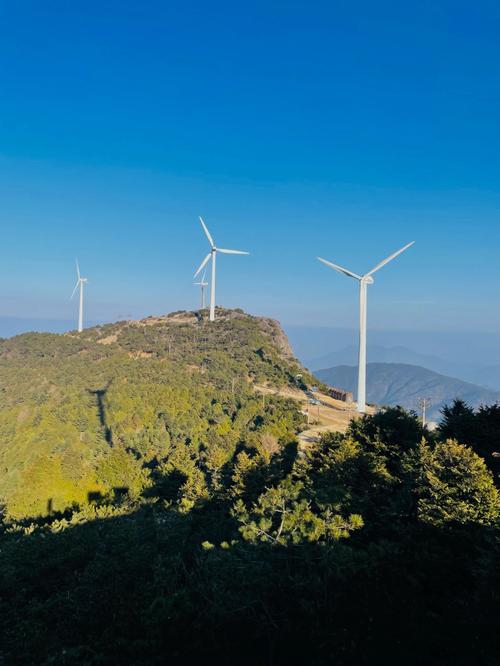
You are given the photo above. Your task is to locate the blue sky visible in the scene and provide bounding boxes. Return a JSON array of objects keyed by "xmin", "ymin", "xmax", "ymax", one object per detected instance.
[{"xmin": 0, "ymin": 0, "xmax": 499, "ymax": 334}]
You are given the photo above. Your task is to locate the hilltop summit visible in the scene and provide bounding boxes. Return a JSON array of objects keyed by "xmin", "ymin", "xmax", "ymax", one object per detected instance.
[{"xmin": 79, "ymin": 307, "xmax": 296, "ymax": 361}]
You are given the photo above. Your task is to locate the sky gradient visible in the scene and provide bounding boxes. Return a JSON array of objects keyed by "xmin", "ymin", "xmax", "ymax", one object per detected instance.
[{"xmin": 0, "ymin": 1, "xmax": 499, "ymax": 335}]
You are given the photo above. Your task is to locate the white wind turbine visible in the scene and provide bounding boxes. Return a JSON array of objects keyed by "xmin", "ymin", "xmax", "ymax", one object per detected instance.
[
  {"xmin": 194, "ymin": 217, "xmax": 249, "ymax": 321},
  {"xmin": 71, "ymin": 260, "xmax": 88, "ymax": 333},
  {"xmin": 193, "ymin": 269, "xmax": 209, "ymax": 309},
  {"xmin": 318, "ymin": 241, "xmax": 414, "ymax": 414}
]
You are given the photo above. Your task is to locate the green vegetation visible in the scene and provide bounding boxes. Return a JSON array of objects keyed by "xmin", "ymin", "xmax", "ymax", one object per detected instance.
[
  {"xmin": 0, "ymin": 312, "xmax": 499, "ymax": 664},
  {"xmin": 0, "ymin": 309, "xmax": 310, "ymax": 519}
]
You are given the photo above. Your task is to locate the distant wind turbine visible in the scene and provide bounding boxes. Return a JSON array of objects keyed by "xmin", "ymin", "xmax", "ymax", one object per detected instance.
[
  {"xmin": 194, "ymin": 269, "xmax": 209, "ymax": 310},
  {"xmin": 71, "ymin": 259, "xmax": 88, "ymax": 333},
  {"xmin": 194, "ymin": 217, "xmax": 249, "ymax": 321},
  {"xmin": 317, "ymin": 241, "xmax": 415, "ymax": 413}
]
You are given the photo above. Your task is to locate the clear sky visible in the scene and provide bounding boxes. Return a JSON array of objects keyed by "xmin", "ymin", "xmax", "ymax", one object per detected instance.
[{"xmin": 0, "ymin": 0, "xmax": 499, "ymax": 334}]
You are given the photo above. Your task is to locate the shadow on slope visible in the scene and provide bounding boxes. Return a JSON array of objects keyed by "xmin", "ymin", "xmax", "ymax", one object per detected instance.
[
  {"xmin": 88, "ymin": 380, "xmax": 114, "ymax": 445},
  {"xmin": 0, "ymin": 474, "xmax": 498, "ymax": 666}
]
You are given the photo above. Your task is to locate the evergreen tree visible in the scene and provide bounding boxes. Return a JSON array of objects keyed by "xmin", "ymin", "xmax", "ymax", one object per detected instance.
[{"xmin": 416, "ymin": 439, "xmax": 500, "ymax": 527}]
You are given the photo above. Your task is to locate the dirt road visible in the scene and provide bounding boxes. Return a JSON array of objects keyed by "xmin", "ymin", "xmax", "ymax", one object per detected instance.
[{"xmin": 254, "ymin": 383, "xmax": 372, "ymax": 448}]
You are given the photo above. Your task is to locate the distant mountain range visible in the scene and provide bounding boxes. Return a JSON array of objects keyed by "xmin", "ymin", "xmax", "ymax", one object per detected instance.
[
  {"xmin": 310, "ymin": 345, "xmax": 445, "ymax": 373},
  {"xmin": 315, "ymin": 362, "xmax": 500, "ymax": 421},
  {"xmin": 308, "ymin": 344, "xmax": 500, "ymax": 391}
]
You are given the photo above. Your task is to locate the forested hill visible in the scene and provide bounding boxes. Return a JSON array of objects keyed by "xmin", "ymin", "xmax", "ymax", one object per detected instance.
[
  {"xmin": 0, "ymin": 308, "xmax": 313, "ymax": 519},
  {"xmin": 1, "ymin": 310, "xmax": 499, "ymax": 664}
]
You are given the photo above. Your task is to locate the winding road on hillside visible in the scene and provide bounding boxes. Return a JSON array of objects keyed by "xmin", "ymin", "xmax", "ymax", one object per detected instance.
[{"xmin": 254, "ymin": 383, "xmax": 373, "ymax": 448}]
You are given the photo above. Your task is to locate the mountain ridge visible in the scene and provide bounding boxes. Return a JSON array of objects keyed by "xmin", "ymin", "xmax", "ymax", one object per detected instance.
[{"xmin": 316, "ymin": 362, "xmax": 500, "ymax": 420}]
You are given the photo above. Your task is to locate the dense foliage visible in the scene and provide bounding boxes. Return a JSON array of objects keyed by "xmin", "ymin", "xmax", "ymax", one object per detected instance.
[
  {"xmin": 0, "ymin": 313, "xmax": 499, "ymax": 664},
  {"xmin": 439, "ymin": 398, "xmax": 500, "ymax": 479}
]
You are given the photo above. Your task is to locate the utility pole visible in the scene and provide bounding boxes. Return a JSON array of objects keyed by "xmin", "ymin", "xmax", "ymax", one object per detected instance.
[{"xmin": 418, "ymin": 397, "xmax": 430, "ymax": 428}]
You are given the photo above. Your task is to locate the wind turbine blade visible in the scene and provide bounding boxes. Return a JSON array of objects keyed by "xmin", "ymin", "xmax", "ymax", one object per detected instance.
[
  {"xmin": 194, "ymin": 253, "xmax": 211, "ymax": 278},
  {"xmin": 199, "ymin": 217, "xmax": 215, "ymax": 248},
  {"xmin": 76, "ymin": 259, "xmax": 80, "ymax": 280},
  {"xmin": 70, "ymin": 280, "xmax": 80, "ymax": 300},
  {"xmin": 217, "ymin": 248, "xmax": 249, "ymax": 255},
  {"xmin": 317, "ymin": 257, "xmax": 361, "ymax": 280},
  {"xmin": 365, "ymin": 241, "xmax": 415, "ymax": 277}
]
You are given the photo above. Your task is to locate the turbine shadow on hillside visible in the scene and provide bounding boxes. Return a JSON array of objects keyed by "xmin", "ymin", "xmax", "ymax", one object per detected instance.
[{"xmin": 88, "ymin": 380, "xmax": 113, "ymax": 445}]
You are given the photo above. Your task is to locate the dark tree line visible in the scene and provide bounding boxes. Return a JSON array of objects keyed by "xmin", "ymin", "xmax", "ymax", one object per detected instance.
[{"xmin": 0, "ymin": 404, "xmax": 499, "ymax": 665}]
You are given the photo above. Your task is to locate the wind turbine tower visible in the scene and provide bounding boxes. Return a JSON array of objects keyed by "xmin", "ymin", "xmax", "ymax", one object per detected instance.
[
  {"xmin": 71, "ymin": 260, "xmax": 88, "ymax": 333},
  {"xmin": 318, "ymin": 241, "xmax": 414, "ymax": 413},
  {"xmin": 194, "ymin": 217, "xmax": 249, "ymax": 321},
  {"xmin": 194, "ymin": 269, "xmax": 209, "ymax": 309}
]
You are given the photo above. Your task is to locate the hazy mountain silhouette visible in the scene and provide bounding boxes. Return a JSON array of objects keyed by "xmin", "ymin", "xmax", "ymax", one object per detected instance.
[
  {"xmin": 285, "ymin": 327, "xmax": 500, "ymax": 390},
  {"xmin": 316, "ymin": 362, "xmax": 500, "ymax": 421},
  {"xmin": 309, "ymin": 345, "xmax": 445, "ymax": 373}
]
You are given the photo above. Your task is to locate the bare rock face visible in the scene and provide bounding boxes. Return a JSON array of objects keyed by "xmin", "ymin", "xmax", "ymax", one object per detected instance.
[{"xmin": 255, "ymin": 316, "xmax": 295, "ymax": 360}]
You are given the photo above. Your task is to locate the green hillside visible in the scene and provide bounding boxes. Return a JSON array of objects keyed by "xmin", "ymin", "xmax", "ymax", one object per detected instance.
[
  {"xmin": 0, "ymin": 308, "xmax": 312, "ymax": 518},
  {"xmin": 0, "ymin": 311, "xmax": 499, "ymax": 665}
]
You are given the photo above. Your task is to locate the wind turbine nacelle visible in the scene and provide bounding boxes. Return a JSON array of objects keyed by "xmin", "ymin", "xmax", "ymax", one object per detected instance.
[{"xmin": 363, "ymin": 276, "xmax": 375, "ymax": 285}]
